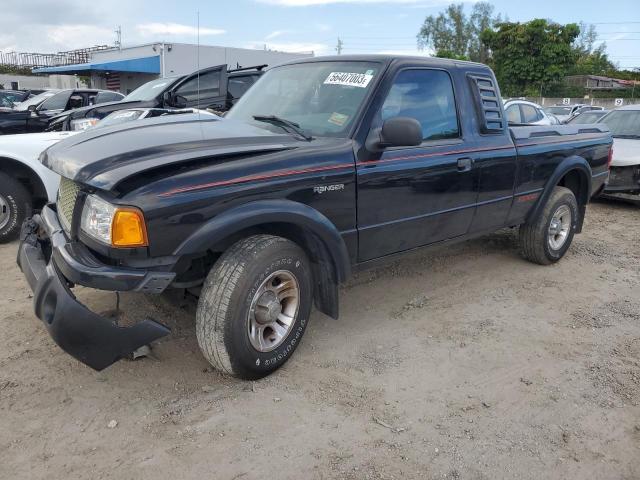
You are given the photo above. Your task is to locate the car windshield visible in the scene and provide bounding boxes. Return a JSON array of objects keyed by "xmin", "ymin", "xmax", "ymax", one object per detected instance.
[
  {"xmin": 13, "ymin": 91, "xmax": 59, "ymax": 111},
  {"xmin": 546, "ymin": 106, "xmax": 572, "ymax": 115},
  {"xmin": 598, "ymin": 110, "xmax": 640, "ymax": 138},
  {"xmin": 123, "ymin": 78, "xmax": 178, "ymax": 102},
  {"xmin": 226, "ymin": 61, "xmax": 381, "ymax": 137},
  {"xmin": 568, "ymin": 112, "xmax": 605, "ymax": 124}
]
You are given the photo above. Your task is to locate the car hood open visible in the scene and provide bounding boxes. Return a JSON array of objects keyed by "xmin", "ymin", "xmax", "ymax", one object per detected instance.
[{"xmin": 41, "ymin": 116, "xmax": 298, "ymax": 190}]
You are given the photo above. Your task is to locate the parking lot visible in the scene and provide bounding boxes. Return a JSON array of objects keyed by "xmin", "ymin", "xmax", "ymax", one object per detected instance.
[{"xmin": 0, "ymin": 197, "xmax": 637, "ymax": 480}]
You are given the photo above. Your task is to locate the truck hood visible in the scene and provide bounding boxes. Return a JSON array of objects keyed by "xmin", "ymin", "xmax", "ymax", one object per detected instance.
[
  {"xmin": 41, "ymin": 116, "xmax": 298, "ymax": 190},
  {"xmin": 611, "ymin": 137, "xmax": 640, "ymax": 167}
]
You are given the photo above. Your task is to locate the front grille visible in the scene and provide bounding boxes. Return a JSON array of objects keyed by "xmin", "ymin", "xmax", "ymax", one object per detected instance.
[
  {"xmin": 608, "ymin": 166, "xmax": 640, "ymax": 190},
  {"xmin": 57, "ymin": 177, "xmax": 81, "ymax": 232}
]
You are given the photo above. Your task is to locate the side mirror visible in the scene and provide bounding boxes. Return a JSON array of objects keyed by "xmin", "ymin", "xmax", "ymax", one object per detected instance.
[
  {"xmin": 27, "ymin": 104, "xmax": 38, "ymax": 113},
  {"xmin": 380, "ymin": 117, "xmax": 423, "ymax": 147},
  {"xmin": 170, "ymin": 94, "xmax": 188, "ymax": 108}
]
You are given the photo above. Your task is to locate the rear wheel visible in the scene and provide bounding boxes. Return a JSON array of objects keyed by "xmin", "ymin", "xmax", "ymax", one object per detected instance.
[
  {"xmin": 196, "ymin": 235, "xmax": 313, "ymax": 379},
  {"xmin": 519, "ymin": 186, "xmax": 578, "ymax": 265},
  {"xmin": 0, "ymin": 172, "xmax": 32, "ymax": 243}
]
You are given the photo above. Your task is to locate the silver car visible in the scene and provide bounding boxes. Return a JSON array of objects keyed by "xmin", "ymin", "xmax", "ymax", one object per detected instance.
[{"xmin": 504, "ymin": 100, "xmax": 557, "ymax": 125}]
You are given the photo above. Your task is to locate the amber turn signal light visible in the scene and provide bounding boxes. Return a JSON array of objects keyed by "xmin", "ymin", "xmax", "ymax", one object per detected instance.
[{"xmin": 111, "ymin": 208, "xmax": 148, "ymax": 247}]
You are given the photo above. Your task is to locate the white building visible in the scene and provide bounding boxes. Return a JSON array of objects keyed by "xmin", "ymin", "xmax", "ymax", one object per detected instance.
[{"xmin": 34, "ymin": 43, "xmax": 313, "ymax": 94}]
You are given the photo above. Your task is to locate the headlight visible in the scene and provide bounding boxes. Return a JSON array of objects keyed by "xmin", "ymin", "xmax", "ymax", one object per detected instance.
[
  {"xmin": 80, "ymin": 195, "xmax": 148, "ymax": 247},
  {"xmin": 70, "ymin": 118, "xmax": 99, "ymax": 131}
]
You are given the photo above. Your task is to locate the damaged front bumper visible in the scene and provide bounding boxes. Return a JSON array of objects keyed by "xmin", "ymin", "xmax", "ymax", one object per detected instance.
[{"xmin": 17, "ymin": 205, "xmax": 175, "ymax": 371}]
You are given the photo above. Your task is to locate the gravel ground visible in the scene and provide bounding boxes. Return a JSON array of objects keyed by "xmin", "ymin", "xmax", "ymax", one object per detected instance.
[{"xmin": 1, "ymin": 197, "xmax": 639, "ymax": 480}]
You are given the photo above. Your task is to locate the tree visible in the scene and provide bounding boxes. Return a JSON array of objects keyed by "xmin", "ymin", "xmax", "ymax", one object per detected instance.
[
  {"xmin": 480, "ymin": 19, "xmax": 580, "ymax": 96},
  {"xmin": 570, "ymin": 22, "xmax": 616, "ymax": 76},
  {"xmin": 417, "ymin": 2, "xmax": 500, "ymax": 62}
]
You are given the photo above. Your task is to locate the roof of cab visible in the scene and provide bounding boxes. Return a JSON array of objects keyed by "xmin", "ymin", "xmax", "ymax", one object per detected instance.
[{"xmin": 276, "ymin": 54, "xmax": 489, "ymax": 69}]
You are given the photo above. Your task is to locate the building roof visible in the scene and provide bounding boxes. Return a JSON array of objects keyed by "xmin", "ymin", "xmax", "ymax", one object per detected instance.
[{"xmin": 33, "ymin": 55, "xmax": 160, "ymax": 75}]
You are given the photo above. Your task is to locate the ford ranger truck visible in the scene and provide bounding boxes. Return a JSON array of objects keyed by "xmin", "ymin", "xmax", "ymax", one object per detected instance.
[{"xmin": 17, "ymin": 55, "xmax": 612, "ymax": 379}]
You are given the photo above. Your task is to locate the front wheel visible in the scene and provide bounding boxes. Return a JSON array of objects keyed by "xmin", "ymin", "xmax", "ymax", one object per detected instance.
[
  {"xmin": 196, "ymin": 235, "xmax": 313, "ymax": 379},
  {"xmin": 519, "ymin": 186, "xmax": 578, "ymax": 265},
  {"xmin": 0, "ymin": 172, "xmax": 32, "ymax": 243}
]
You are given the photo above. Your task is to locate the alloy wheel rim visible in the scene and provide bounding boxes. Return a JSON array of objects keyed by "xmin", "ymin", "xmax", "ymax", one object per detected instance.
[
  {"xmin": 548, "ymin": 205, "xmax": 571, "ymax": 250},
  {"xmin": 0, "ymin": 194, "xmax": 11, "ymax": 231},
  {"xmin": 247, "ymin": 270, "xmax": 300, "ymax": 353}
]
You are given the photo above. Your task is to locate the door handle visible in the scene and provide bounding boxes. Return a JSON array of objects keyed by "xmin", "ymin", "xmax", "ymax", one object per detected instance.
[{"xmin": 457, "ymin": 157, "xmax": 473, "ymax": 172}]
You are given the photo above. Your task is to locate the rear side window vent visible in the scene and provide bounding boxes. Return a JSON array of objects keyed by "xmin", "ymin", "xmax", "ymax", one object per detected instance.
[{"xmin": 468, "ymin": 74, "xmax": 504, "ymax": 134}]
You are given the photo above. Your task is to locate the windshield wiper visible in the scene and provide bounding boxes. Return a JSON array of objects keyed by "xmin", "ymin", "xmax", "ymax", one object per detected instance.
[{"xmin": 253, "ymin": 115, "xmax": 313, "ymax": 141}]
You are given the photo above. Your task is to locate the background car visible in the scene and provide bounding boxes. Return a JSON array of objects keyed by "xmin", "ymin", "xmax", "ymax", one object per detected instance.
[
  {"xmin": 544, "ymin": 104, "xmax": 603, "ymax": 123},
  {"xmin": 566, "ymin": 110, "xmax": 609, "ymax": 124},
  {"xmin": 0, "ymin": 89, "xmax": 124, "ymax": 135},
  {"xmin": 0, "ymin": 90, "xmax": 32, "ymax": 108},
  {"xmin": 47, "ymin": 64, "xmax": 265, "ymax": 131},
  {"xmin": 504, "ymin": 99, "xmax": 555, "ymax": 125},
  {"xmin": 597, "ymin": 104, "xmax": 640, "ymax": 196}
]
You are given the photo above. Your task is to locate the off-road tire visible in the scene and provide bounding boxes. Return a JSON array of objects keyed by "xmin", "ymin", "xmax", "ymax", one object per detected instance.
[
  {"xmin": 196, "ymin": 235, "xmax": 313, "ymax": 379},
  {"xmin": 0, "ymin": 172, "xmax": 32, "ymax": 243},
  {"xmin": 519, "ymin": 186, "xmax": 578, "ymax": 265}
]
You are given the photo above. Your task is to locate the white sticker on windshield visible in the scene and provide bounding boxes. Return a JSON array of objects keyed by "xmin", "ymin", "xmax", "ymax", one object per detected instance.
[{"xmin": 324, "ymin": 72, "xmax": 373, "ymax": 88}]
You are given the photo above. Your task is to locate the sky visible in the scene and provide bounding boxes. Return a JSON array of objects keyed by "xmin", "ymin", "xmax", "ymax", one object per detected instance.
[{"xmin": 1, "ymin": 0, "xmax": 638, "ymax": 69}]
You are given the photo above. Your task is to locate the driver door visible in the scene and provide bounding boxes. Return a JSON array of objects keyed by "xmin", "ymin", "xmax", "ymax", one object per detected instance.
[
  {"xmin": 356, "ymin": 68, "xmax": 479, "ymax": 261},
  {"xmin": 170, "ymin": 65, "xmax": 229, "ymax": 110},
  {"xmin": 27, "ymin": 90, "xmax": 72, "ymax": 132}
]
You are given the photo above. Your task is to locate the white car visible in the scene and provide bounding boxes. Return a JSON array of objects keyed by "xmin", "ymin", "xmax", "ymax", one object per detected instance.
[
  {"xmin": 504, "ymin": 100, "xmax": 556, "ymax": 125},
  {"xmin": 0, "ymin": 131, "xmax": 78, "ymax": 242},
  {"xmin": 0, "ymin": 108, "xmax": 219, "ymax": 242},
  {"xmin": 598, "ymin": 104, "xmax": 640, "ymax": 195}
]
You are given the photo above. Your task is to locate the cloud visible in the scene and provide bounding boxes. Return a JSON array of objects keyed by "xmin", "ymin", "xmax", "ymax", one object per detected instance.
[
  {"xmin": 46, "ymin": 25, "xmax": 115, "ymax": 49},
  {"xmin": 136, "ymin": 23, "xmax": 225, "ymax": 37},
  {"xmin": 245, "ymin": 41, "xmax": 331, "ymax": 54}
]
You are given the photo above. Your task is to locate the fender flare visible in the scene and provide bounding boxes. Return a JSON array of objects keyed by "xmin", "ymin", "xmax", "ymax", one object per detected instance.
[
  {"xmin": 527, "ymin": 155, "xmax": 592, "ymax": 229},
  {"xmin": 173, "ymin": 199, "xmax": 351, "ymax": 282}
]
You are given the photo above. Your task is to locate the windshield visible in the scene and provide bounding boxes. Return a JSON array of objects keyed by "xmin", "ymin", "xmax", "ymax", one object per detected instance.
[
  {"xmin": 598, "ymin": 110, "xmax": 640, "ymax": 138},
  {"xmin": 123, "ymin": 77, "xmax": 178, "ymax": 102},
  {"xmin": 0, "ymin": 91, "xmax": 24, "ymax": 107},
  {"xmin": 546, "ymin": 106, "xmax": 572, "ymax": 115},
  {"xmin": 226, "ymin": 61, "xmax": 381, "ymax": 137},
  {"xmin": 568, "ymin": 112, "xmax": 605, "ymax": 124},
  {"xmin": 14, "ymin": 91, "xmax": 59, "ymax": 111}
]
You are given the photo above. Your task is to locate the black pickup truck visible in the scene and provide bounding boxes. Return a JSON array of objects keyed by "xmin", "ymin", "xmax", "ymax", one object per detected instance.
[
  {"xmin": 17, "ymin": 55, "xmax": 612, "ymax": 379},
  {"xmin": 46, "ymin": 64, "xmax": 265, "ymax": 132}
]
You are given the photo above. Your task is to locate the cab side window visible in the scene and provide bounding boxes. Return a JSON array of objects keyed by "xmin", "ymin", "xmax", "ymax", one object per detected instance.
[
  {"xmin": 40, "ymin": 91, "xmax": 72, "ymax": 111},
  {"xmin": 175, "ymin": 70, "xmax": 221, "ymax": 101},
  {"xmin": 506, "ymin": 105, "xmax": 521, "ymax": 123},
  {"xmin": 521, "ymin": 104, "xmax": 540, "ymax": 123},
  {"xmin": 381, "ymin": 69, "xmax": 459, "ymax": 142}
]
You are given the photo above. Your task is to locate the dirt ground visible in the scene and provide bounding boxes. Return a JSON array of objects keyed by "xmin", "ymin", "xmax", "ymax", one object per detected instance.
[{"xmin": 1, "ymin": 197, "xmax": 638, "ymax": 480}]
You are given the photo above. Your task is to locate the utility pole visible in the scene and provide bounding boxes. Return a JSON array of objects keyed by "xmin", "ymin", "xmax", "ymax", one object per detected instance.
[
  {"xmin": 335, "ymin": 37, "xmax": 343, "ymax": 55},
  {"xmin": 115, "ymin": 25, "xmax": 122, "ymax": 49}
]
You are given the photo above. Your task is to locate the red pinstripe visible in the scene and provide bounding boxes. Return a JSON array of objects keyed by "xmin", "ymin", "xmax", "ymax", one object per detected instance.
[{"xmin": 158, "ymin": 134, "xmax": 602, "ymax": 197}]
